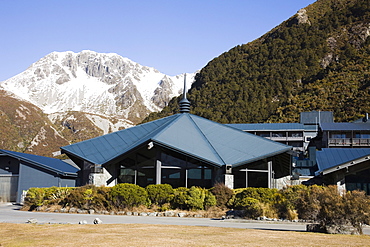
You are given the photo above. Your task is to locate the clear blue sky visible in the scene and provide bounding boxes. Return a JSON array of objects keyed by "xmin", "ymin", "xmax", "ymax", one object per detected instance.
[{"xmin": 0, "ymin": 0, "xmax": 315, "ymax": 81}]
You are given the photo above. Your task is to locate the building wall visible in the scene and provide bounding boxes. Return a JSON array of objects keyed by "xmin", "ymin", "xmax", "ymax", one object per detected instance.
[
  {"xmin": 0, "ymin": 156, "xmax": 20, "ymax": 202},
  {"xmin": 0, "ymin": 156, "xmax": 19, "ymax": 175},
  {"xmin": 18, "ymin": 163, "xmax": 76, "ymax": 203}
]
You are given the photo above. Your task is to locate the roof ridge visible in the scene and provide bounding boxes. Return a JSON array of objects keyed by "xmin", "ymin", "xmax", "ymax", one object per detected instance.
[
  {"xmin": 187, "ymin": 114, "xmax": 227, "ymax": 166},
  {"xmin": 100, "ymin": 114, "xmax": 182, "ymax": 165}
]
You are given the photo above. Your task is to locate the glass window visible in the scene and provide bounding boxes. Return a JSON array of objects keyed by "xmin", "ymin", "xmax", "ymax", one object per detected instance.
[
  {"xmin": 256, "ymin": 132, "xmax": 270, "ymax": 137},
  {"xmin": 288, "ymin": 141, "xmax": 302, "ymax": 147},
  {"xmin": 136, "ymin": 154, "xmax": 155, "ymax": 187},
  {"xmin": 161, "ymin": 152, "xmax": 186, "ymax": 187},
  {"xmin": 355, "ymin": 132, "xmax": 370, "ymax": 138},
  {"xmin": 188, "ymin": 167, "xmax": 202, "ymax": 179},
  {"xmin": 288, "ymin": 132, "xmax": 303, "ymax": 137},
  {"xmin": 118, "ymin": 158, "xmax": 136, "ymax": 184},
  {"xmin": 331, "ymin": 133, "xmax": 346, "ymax": 138},
  {"xmin": 272, "ymin": 132, "xmax": 286, "ymax": 137},
  {"xmin": 118, "ymin": 166, "xmax": 135, "ymax": 184}
]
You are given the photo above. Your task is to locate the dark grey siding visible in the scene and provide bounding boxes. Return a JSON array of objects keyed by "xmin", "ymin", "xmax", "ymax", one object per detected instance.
[
  {"xmin": 0, "ymin": 156, "xmax": 20, "ymax": 202},
  {"xmin": 59, "ymin": 177, "xmax": 76, "ymax": 188},
  {"xmin": 17, "ymin": 163, "xmax": 75, "ymax": 203}
]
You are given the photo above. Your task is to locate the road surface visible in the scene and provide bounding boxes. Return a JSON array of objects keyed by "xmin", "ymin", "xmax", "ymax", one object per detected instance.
[{"xmin": 0, "ymin": 203, "xmax": 369, "ymax": 235}]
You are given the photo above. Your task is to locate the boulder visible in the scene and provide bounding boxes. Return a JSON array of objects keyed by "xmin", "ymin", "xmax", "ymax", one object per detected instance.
[
  {"xmin": 178, "ymin": 212, "xmax": 186, "ymax": 217},
  {"xmin": 93, "ymin": 218, "xmax": 103, "ymax": 224},
  {"xmin": 164, "ymin": 211, "xmax": 175, "ymax": 217},
  {"xmin": 27, "ymin": 218, "xmax": 37, "ymax": 224}
]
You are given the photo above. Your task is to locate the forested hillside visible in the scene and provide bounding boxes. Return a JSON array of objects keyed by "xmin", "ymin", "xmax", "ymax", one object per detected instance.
[{"xmin": 144, "ymin": 0, "xmax": 370, "ymax": 124}]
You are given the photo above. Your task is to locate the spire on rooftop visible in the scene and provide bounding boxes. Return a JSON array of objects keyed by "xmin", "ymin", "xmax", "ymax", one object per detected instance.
[{"xmin": 179, "ymin": 73, "xmax": 190, "ymax": 113}]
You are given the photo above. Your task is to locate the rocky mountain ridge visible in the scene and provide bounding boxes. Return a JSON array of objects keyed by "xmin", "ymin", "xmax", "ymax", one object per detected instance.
[{"xmin": 0, "ymin": 51, "xmax": 195, "ymax": 156}]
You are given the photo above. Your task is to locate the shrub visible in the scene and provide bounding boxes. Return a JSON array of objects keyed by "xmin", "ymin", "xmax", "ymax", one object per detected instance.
[
  {"xmin": 295, "ymin": 185, "xmax": 370, "ymax": 234},
  {"xmin": 110, "ymin": 183, "xmax": 148, "ymax": 209},
  {"xmin": 186, "ymin": 186, "xmax": 205, "ymax": 210},
  {"xmin": 171, "ymin": 186, "xmax": 216, "ymax": 210},
  {"xmin": 234, "ymin": 187, "xmax": 278, "ymax": 204},
  {"xmin": 63, "ymin": 186, "xmax": 86, "ymax": 209},
  {"xmin": 146, "ymin": 184, "xmax": 174, "ymax": 206},
  {"xmin": 295, "ymin": 185, "xmax": 323, "ymax": 221},
  {"xmin": 230, "ymin": 187, "xmax": 278, "ymax": 209},
  {"xmin": 62, "ymin": 185, "xmax": 111, "ymax": 210},
  {"xmin": 171, "ymin": 187, "xmax": 189, "ymax": 210},
  {"xmin": 343, "ymin": 190, "xmax": 370, "ymax": 234},
  {"xmin": 44, "ymin": 187, "xmax": 72, "ymax": 205},
  {"xmin": 235, "ymin": 197, "xmax": 263, "ymax": 219},
  {"xmin": 204, "ymin": 190, "xmax": 217, "ymax": 210},
  {"xmin": 275, "ymin": 185, "xmax": 308, "ymax": 220},
  {"xmin": 210, "ymin": 182, "xmax": 233, "ymax": 209},
  {"xmin": 316, "ymin": 185, "xmax": 346, "ymax": 229},
  {"xmin": 24, "ymin": 188, "xmax": 46, "ymax": 209}
]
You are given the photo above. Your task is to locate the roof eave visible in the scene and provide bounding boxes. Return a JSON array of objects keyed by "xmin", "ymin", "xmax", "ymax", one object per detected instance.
[
  {"xmin": 231, "ymin": 147, "xmax": 292, "ymax": 168},
  {"xmin": 322, "ymin": 154, "xmax": 370, "ymax": 175},
  {"xmin": 1, "ymin": 150, "xmax": 78, "ymax": 177}
]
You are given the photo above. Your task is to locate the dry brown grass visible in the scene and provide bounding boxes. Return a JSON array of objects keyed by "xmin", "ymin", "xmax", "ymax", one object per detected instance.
[{"xmin": 0, "ymin": 223, "xmax": 370, "ymax": 247}]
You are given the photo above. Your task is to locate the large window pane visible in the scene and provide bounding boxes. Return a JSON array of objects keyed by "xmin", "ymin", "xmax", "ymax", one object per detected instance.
[
  {"xmin": 161, "ymin": 152, "xmax": 186, "ymax": 187},
  {"xmin": 136, "ymin": 154, "xmax": 155, "ymax": 187}
]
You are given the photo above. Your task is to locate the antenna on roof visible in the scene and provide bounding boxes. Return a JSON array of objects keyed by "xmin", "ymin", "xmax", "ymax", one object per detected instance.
[{"xmin": 179, "ymin": 73, "xmax": 191, "ymax": 113}]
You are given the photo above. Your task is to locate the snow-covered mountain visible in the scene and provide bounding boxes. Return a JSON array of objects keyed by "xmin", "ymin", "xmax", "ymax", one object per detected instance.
[{"xmin": 0, "ymin": 50, "xmax": 195, "ymax": 131}]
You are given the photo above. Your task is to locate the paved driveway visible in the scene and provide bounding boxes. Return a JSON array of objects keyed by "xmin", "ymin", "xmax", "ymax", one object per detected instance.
[{"xmin": 1, "ymin": 203, "xmax": 369, "ymax": 235}]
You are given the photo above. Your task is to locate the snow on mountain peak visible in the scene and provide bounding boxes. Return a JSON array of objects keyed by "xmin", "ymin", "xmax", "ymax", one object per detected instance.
[{"xmin": 0, "ymin": 51, "xmax": 195, "ymax": 126}]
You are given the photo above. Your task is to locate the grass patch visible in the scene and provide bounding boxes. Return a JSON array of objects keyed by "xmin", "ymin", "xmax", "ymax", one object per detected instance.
[{"xmin": 0, "ymin": 223, "xmax": 370, "ymax": 246}]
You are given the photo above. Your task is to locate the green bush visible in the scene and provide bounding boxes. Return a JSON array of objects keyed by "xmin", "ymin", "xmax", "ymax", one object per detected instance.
[
  {"xmin": 24, "ymin": 187, "xmax": 46, "ymax": 209},
  {"xmin": 230, "ymin": 187, "xmax": 278, "ymax": 209},
  {"xmin": 171, "ymin": 187, "xmax": 189, "ymax": 210},
  {"xmin": 275, "ymin": 185, "xmax": 308, "ymax": 220},
  {"xmin": 63, "ymin": 185, "xmax": 111, "ymax": 210},
  {"xmin": 186, "ymin": 186, "xmax": 206, "ymax": 210},
  {"xmin": 235, "ymin": 197, "xmax": 263, "ymax": 219},
  {"xmin": 146, "ymin": 184, "xmax": 174, "ymax": 206},
  {"xmin": 110, "ymin": 183, "xmax": 148, "ymax": 209},
  {"xmin": 171, "ymin": 186, "xmax": 216, "ymax": 210},
  {"xmin": 44, "ymin": 186, "xmax": 72, "ymax": 205},
  {"xmin": 204, "ymin": 190, "xmax": 217, "ymax": 210},
  {"xmin": 210, "ymin": 182, "xmax": 234, "ymax": 209}
]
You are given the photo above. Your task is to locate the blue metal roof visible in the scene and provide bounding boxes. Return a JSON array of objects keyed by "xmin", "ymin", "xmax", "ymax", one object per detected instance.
[
  {"xmin": 0, "ymin": 149, "xmax": 79, "ymax": 177},
  {"xmin": 320, "ymin": 122, "xmax": 370, "ymax": 131},
  {"xmin": 227, "ymin": 123, "xmax": 305, "ymax": 131},
  {"xmin": 316, "ymin": 148, "xmax": 370, "ymax": 174},
  {"xmin": 62, "ymin": 114, "xmax": 179, "ymax": 165},
  {"xmin": 62, "ymin": 113, "xmax": 292, "ymax": 168},
  {"xmin": 226, "ymin": 123, "xmax": 318, "ymax": 132}
]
